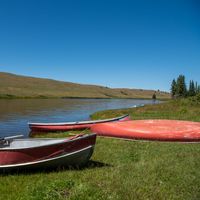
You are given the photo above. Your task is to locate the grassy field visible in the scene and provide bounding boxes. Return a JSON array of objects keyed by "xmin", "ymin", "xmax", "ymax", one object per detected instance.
[
  {"xmin": 0, "ymin": 72, "xmax": 170, "ymax": 99},
  {"xmin": 0, "ymin": 97, "xmax": 200, "ymax": 200}
]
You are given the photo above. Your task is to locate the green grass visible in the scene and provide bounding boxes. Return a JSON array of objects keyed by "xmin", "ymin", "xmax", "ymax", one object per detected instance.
[
  {"xmin": 92, "ymin": 97, "xmax": 200, "ymax": 122},
  {"xmin": 30, "ymin": 130, "xmax": 91, "ymax": 138},
  {"xmin": 1, "ymin": 97, "xmax": 200, "ymax": 200}
]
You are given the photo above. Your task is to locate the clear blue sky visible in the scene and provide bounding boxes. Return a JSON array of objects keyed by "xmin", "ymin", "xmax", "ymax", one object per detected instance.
[{"xmin": 0, "ymin": 0, "xmax": 199, "ymax": 91}]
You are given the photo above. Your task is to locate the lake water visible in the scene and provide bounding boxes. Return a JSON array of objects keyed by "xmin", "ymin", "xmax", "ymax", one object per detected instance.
[{"xmin": 0, "ymin": 99, "xmax": 158, "ymax": 137}]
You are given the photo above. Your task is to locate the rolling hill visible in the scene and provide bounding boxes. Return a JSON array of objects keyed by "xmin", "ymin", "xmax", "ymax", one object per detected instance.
[{"xmin": 0, "ymin": 72, "xmax": 170, "ymax": 99}]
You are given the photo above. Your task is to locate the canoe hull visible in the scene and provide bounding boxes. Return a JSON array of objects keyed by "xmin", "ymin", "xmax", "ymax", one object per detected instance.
[
  {"xmin": 91, "ymin": 120, "xmax": 200, "ymax": 142},
  {"xmin": 30, "ymin": 123, "xmax": 96, "ymax": 132},
  {"xmin": 29, "ymin": 115, "xmax": 130, "ymax": 133}
]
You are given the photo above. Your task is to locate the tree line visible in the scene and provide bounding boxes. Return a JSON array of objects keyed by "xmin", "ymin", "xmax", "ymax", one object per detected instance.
[{"xmin": 170, "ymin": 75, "xmax": 200, "ymax": 98}]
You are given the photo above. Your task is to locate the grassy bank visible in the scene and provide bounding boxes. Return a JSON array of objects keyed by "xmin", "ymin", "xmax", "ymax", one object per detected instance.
[
  {"xmin": 92, "ymin": 95, "xmax": 200, "ymax": 122},
  {"xmin": 1, "ymin": 97, "xmax": 200, "ymax": 200}
]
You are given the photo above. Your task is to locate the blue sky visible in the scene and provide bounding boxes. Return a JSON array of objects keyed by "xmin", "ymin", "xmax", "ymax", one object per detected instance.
[{"xmin": 0, "ymin": 0, "xmax": 199, "ymax": 91}]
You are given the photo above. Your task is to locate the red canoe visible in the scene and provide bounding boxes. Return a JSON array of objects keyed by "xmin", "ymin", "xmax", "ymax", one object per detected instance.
[
  {"xmin": 28, "ymin": 114, "xmax": 130, "ymax": 132},
  {"xmin": 0, "ymin": 134, "xmax": 96, "ymax": 171},
  {"xmin": 91, "ymin": 120, "xmax": 200, "ymax": 142}
]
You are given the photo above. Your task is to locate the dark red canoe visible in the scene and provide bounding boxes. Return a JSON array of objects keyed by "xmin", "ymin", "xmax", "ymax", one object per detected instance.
[
  {"xmin": 28, "ymin": 114, "xmax": 130, "ymax": 132},
  {"xmin": 91, "ymin": 120, "xmax": 200, "ymax": 142},
  {"xmin": 0, "ymin": 134, "xmax": 96, "ymax": 171}
]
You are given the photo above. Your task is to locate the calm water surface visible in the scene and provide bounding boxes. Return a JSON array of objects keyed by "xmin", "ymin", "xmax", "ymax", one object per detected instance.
[{"xmin": 0, "ymin": 99, "xmax": 158, "ymax": 137}]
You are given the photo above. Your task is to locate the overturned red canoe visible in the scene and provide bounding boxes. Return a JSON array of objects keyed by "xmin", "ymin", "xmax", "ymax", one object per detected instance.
[
  {"xmin": 28, "ymin": 114, "xmax": 130, "ymax": 132},
  {"xmin": 91, "ymin": 120, "xmax": 200, "ymax": 142}
]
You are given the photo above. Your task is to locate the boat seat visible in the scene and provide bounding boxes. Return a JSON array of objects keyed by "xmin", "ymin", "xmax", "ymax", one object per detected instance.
[{"xmin": 0, "ymin": 139, "xmax": 10, "ymax": 147}]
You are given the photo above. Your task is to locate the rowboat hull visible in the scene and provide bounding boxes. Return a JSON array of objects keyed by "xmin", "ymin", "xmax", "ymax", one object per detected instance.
[
  {"xmin": 0, "ymin": 146, "xmax": 94, "ymax": 171},
  {"xmin": 0, "ymin": 134, "xmax": 96, "ymax": 171},
  {"xmin": 28, "ymin": 115, "xmax": 130, "ymax": 132},
  {"xmin": 91, "ymin": 120, "xmax": 200, "ymax": 142}
]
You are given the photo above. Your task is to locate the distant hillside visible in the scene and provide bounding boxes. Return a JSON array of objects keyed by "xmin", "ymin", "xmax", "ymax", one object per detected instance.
[{"xmin": 0, "ymin": 72, "xmax": 170, "ymax": 99}]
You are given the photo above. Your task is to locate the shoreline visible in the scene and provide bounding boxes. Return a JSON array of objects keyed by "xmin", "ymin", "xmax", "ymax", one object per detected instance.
[{"xmin": 0, "ymin": 95, "xmax": 169, "ymax": 101}]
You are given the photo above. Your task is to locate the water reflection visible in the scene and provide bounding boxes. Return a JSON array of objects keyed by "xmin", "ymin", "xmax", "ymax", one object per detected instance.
[{"xmin": 0, "ymin": 99, "xmax": 158, "ymax": 137}]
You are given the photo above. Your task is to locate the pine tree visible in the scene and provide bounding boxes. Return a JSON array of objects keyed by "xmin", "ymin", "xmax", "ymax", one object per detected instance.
[
  {"xmin": 188, "ymin": 80, "xmax": 195, "ymax": 96},
  {"xmin": 176, "ymin": 75, "xmax": 187, "ymax": 97},
  {"xmin": 170, "ymin": 79, "xmax": 177, "ymax": 98},
  {"xmin": 198, "ymin": 85, "xmax": 200, "ymax": 94},
  {"xmin": 191, "ymin": 80, "xmax": 195, "ymax": 96},
  {"xmin": 188, "ymin": 80, "xmax": 192, "ymax": 96},
  {"xmin": 195, "ymin": 82, "xmax": 198, "ymax": 95}
]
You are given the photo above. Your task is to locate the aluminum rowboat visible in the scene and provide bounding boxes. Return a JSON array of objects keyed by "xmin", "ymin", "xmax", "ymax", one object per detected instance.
[{"xmin": 0, "ymin": 134, "xmax": 96, "ymax": 171}]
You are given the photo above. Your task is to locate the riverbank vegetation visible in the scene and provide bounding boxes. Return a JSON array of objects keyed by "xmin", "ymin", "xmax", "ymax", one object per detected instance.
[{"xmin": 1, "ymin": 95, "xmax": 200, "ymax": 200}]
